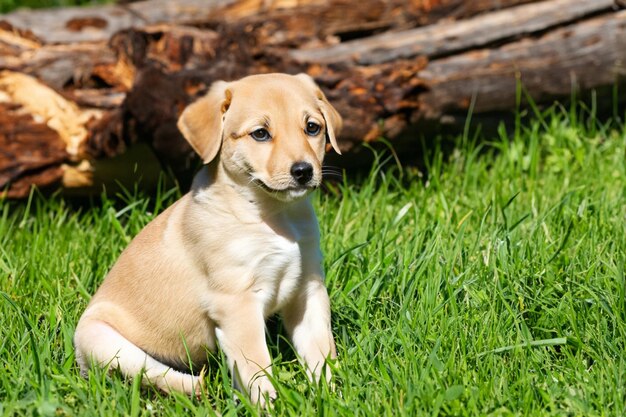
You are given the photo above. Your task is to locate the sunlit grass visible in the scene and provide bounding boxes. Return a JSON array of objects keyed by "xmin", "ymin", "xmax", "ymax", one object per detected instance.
[{"xmin": 1, "ymin": 105, "xmax": 625, "ymax": 416}]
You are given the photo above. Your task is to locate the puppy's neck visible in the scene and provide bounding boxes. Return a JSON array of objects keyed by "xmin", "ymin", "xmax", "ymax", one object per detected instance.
[{"xmin": 190, "ymin": 161, "xmax": 306, "ymax": 222}]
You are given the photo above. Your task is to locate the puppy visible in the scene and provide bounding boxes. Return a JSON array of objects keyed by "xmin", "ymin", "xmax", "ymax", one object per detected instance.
[{"xmin": 74, "ymin": 73, "xmax": 342, "ymax": 405}]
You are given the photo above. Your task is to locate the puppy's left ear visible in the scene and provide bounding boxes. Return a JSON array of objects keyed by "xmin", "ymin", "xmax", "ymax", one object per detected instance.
[
  {"xmin": 296, "ymin": 73, "xmax": 343, "ymax": 155},
  {"xmin": 178, "ymin": 81, "xmax": 232, "ymax": 164}
]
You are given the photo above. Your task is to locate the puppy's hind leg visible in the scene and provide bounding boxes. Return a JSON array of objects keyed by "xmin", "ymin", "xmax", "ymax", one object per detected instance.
[{"xmin": 74, "ymin": 318, "xmax": 203, "ymax": 396}]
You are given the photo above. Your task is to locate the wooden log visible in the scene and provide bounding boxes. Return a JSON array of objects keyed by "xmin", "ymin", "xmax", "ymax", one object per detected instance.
[
  {"xmin": 417, "ymin": 9, "xmax": 626, "ymax": 125},
  {"xmin": 2, "ymin": 0, "xmax": 544, "ymax": 46},
  {"xmin": 0, "ymin": 70, "xmax": 104, "ymax": 196},
  {"xmin": 112, "ymin": 0, "xmax": 622, "ymax": 154},
  {"xmin": 0, "ymin": 102, "xmax": 68, "ymax": 198},
  {"xmin": 289, "ymin": 0, "xmax": 616, "ymax": 64},
  {"xmin": 205, "ymin": 0, "xmax": 546, "ymax": 51},
  {"xmin": 1, "ymin": 0, "xmax": 624, "ymax": 198},
  {"xmin": 0, "ymin": 71, "xmax": 103, "ymax": 158}
]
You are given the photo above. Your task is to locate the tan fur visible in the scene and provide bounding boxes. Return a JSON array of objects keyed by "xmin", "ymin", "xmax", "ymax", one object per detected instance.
[{"xmin": 74, "ymin": 73, "xmax": 341, "ymax": 406}]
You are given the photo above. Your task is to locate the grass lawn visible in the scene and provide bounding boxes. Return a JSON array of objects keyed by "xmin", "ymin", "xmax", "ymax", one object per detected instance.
[{"xmin": 1, "ymin": 105, "xmax": 625, "ymax": 416}]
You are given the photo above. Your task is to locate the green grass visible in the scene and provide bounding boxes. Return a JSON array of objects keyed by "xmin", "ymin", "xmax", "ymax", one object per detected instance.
[
  {"xmin": 1, "ymin": 105, "xmax": 625, "ymax": 416},
  {"xmin": 0, "ymin": 0, "xmax": 109, "ymax": 14}
]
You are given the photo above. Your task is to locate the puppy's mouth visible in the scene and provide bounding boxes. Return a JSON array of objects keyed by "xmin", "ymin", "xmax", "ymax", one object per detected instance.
[
  {"xmin": 241, "ymin": 162, "xmax": 317, "ymax": 200},
  {"xmin": 253, "ymin": 179, "xmax": 315, "ymax": 195}
]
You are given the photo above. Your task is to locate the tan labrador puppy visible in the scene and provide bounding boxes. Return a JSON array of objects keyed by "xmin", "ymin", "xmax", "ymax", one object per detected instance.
[{"xmin": 74, "ymin": 73, "xmax": 342, "ymax": 405}]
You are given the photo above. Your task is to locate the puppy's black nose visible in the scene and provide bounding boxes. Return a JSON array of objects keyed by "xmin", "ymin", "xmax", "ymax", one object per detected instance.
[{"xmin": 291, "ymin": 162, "xmax": 314, "ymax": 185}]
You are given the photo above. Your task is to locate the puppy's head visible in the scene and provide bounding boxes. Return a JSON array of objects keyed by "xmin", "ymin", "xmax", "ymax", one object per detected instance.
[{"xmin": 177, "ymin": 73, "xmax": 342, "ymax": 202}]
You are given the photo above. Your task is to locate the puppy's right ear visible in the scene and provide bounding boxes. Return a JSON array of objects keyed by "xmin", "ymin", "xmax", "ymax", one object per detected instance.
[{"xmin": 177, "ymin": 81, "xmax": 232, "ymax": 164}]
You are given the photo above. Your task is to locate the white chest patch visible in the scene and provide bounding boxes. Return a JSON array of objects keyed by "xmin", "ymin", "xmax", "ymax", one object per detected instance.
[
  {"xmin": 254, "ymin": 237, "xmax": 303, "ymax": 314},
  {"xmin": 224, "ymin": 233, "xmax": 309, "ymax": 316}
]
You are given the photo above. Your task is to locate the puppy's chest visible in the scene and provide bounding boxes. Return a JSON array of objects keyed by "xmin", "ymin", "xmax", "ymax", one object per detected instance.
[{"xmin": 226, "ymin": 233, "xmax": 316, "ymax": 314}]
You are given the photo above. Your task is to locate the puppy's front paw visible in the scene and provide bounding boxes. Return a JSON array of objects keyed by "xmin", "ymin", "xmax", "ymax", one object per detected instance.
[
  {"xmin": 249, "ymin": 375, "xmax": 277, "ymax": 408},
  {"xmin": 304, "ymin": 357, "xmax": 333, "ymax": 384}
]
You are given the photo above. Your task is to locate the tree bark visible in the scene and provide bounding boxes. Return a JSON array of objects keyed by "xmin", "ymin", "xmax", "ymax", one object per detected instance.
[
  {"xmin": 289, "ymin": 0, "xmax": 615, "ymax": 64},
  {"xmin": 1, "ymin": 0, "xmax": 624, "ymax": 198}
]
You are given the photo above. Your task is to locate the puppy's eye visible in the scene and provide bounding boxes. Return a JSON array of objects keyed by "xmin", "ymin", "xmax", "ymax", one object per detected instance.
[
  {"xmin": 250, "ymin": 128, "xmax": 271, "ymax": 142},
  {"xmin": 305, "ymin": 122, "xmax": 321, "ymax": 136}
]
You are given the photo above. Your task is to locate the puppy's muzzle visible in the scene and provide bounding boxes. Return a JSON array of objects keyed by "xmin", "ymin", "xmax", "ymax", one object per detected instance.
[{"xmin": 291, "ymin": 162, "xmax": 314, "ymax": 186}]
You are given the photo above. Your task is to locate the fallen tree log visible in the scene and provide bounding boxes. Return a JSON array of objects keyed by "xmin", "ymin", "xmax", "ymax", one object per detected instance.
[
  {"xmin": 289, "ymin": 0, "xmax": 616, "ymax": 64},
  {"xmin": 1, "ymin": 0, "xmax": 624, "ymax": 198},
  {"xmin": 418, "ymin": 9, "xmax": 626, "ymax": 125}
]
